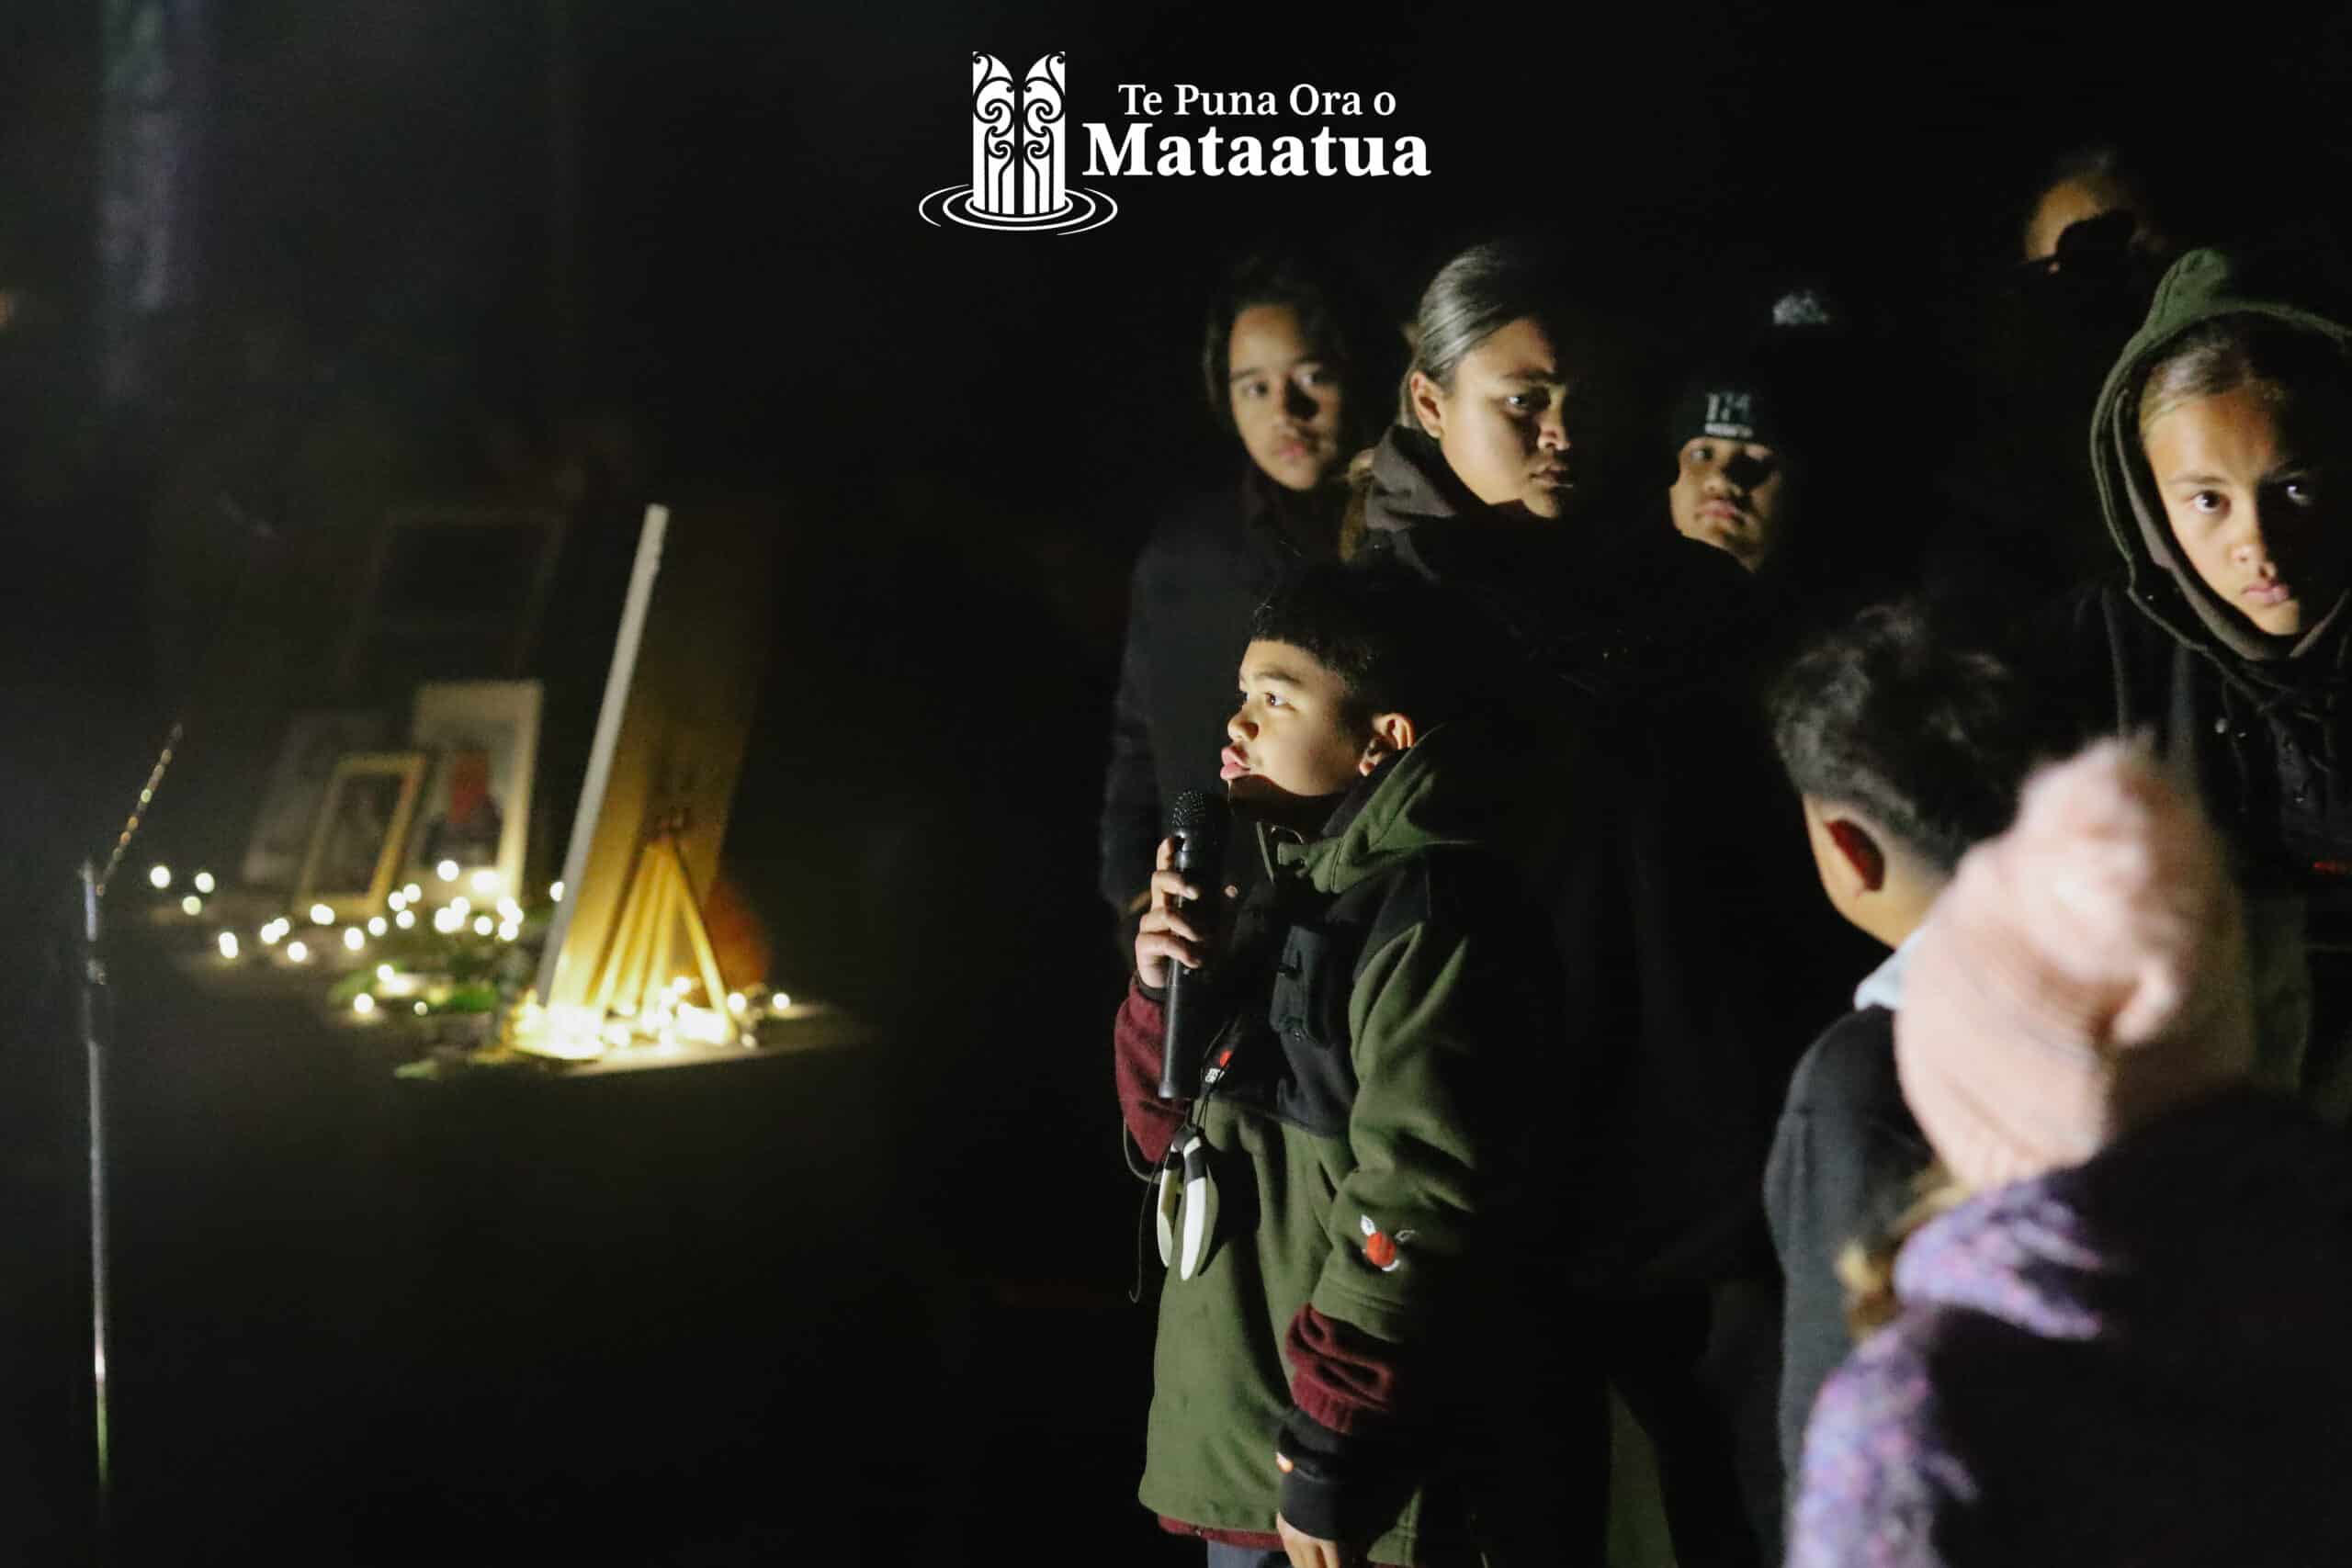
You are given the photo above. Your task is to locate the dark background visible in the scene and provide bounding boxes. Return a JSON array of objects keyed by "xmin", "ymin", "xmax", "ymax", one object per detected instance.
[{"xmin": 4, "ymin": 3, "xmax": 2352, "ymax": 1562}]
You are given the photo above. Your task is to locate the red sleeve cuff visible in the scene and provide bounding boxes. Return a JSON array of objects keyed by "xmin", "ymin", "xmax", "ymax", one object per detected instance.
[
  {"xmin": 1114, "ymin": 979, "xmax": 1184, "ymax": 1166},
  {"xmin": 1284, "ymin": 1303, "xmax": 1405, "ymax": 1438}
]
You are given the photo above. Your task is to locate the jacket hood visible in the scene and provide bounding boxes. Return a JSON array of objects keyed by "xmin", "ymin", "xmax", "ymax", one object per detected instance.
[
  {"xmin": 1277, "ymin": 716, "xmax": 1566, "ymax": 898},
  {"xmin": 2092, "ymin": 245, "xmax": 2352, "ymax": 675},
  {"xmin": 1894, "ymin": 1089, "xmax": 2352, "ymax": 1381},
  {"xmin": 1360, "ymin": 423, "xmax": 1486, "ymax": 539}
]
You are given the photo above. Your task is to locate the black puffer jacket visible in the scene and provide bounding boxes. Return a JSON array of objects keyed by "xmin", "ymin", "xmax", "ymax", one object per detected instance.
[
  {"xmin": 1356, "ymin": 426, "xmax": 1861, "ymax": 1291},
  {"xmin": 1098, "ymin": 467, "xmax": 1342, "ymax": 913}
]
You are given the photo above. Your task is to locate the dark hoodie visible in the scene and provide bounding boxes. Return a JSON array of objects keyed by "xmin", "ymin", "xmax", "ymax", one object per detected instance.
[
  {"xmin": 1353, "ymin": 424, "xmax": 1859, "ymax": 1291},
  {"xmin": 2083, "ymin": 245, "xmax": 2352, "ymax": 1116}
]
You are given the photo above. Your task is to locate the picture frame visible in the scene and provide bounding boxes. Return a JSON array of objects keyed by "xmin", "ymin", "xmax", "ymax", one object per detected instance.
[
  {"xmin": 334, "ymin": 504, "xmax": 569, "ymax": 692},
  {"xmin": 241, "ymin": 710, "xmax": 393, "ymax": 889},
  {"xmin": 293, "ymin": 751, "xmax": 430, "ymax": 918},
  {"xmin": 404, "ymin": 679, "xmax": 543, "ymax": 901}
]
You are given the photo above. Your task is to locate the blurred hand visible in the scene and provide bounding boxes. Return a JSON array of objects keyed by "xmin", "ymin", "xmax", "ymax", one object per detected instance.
[{"xmin": 1276, "ymin": 1513, "xmax": 1355, "ymax": 1568}]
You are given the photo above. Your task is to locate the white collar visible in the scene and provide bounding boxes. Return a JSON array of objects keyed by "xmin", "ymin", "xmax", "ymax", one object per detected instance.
[{"xmin": 1852, "ymin": 927, "xmax": 1926, "ymax": 1013}]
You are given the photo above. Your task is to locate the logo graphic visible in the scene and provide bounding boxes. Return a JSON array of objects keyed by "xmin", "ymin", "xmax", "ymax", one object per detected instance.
[
  {"xmin": 919, "ymin": 51, "xmax": 1117, "ymax": 233},
  {"xmin": 1358, "ymin": 1213, "xmax": 1406, "ymax": 1273},
  {"xmin": 1702, "ymin": 390, "xmax": 1758, "ymax": 441}
]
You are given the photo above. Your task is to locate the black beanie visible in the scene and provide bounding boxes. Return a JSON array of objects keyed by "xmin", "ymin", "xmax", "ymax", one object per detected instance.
[
  {"xmin": 1668, "ymin": 360, "xmax": 1793, "ymax": 448},
  {"xmin": 1668, "ymin": 289, "xmax": 1847, "ymax": 451}
]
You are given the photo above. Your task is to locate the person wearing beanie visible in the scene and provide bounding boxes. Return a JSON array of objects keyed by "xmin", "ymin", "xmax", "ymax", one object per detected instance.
[
  {"xmin": 1663, "ymin": 293, "xmax": 1915, "ymax": 638},
  {"xmin": 1665, "ymin": 352, "xmax": 1804, "ymax": 578},
  {"xmin": 1787, "ymin": 739, "xmax": 2352, "ymax": 1567}
]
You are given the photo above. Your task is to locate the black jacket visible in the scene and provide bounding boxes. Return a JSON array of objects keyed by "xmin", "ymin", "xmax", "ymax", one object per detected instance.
[
  {"xmin": 1355, "ymin": 427, "xmax": 1764, "ymax": 719},
  {"xmin": 1761, "ymin": 1002, "xmax": 1929, "ymax": 1492},
  {"xmin": 1355, "ymin": 426, "xmax": 1865, "ymax": 1291},
  {"xmin": 2076, "ymin": 584, "xmax": 2352, "ymax": 897},
  {"xmin": 1098, "ymin": 468, "xmax": 1341, "ymax": 913}
]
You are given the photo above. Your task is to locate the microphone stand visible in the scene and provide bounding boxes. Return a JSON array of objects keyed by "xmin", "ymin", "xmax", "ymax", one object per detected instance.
[
  {"xmin": 77, "ymin": 720, "xmax": 180, "ymax": 1562},
  {"xmin": 66, "ymin": 483, "xmax": 277, "ymax": 1561},
  {"xmin": 75, "ymin": 860, "xmax": 112, "ymax": 1562}
]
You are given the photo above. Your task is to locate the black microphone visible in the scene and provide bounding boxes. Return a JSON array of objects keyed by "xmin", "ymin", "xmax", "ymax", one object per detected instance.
[{"xmin": 1158, "ymin": 789, "xmax": 1231, "ymax": 1100}]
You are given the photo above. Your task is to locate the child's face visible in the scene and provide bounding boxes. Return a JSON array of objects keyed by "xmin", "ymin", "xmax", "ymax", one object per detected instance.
[
  {"xmin": 1668, "ymin": 436, "xmax": 1792, "ymax": 573},
  {"xmin": 1227, "ymin": 303, "xmax": 1347, "ymax": 493},
  {"xmin": 2144, "ymin": 382, "xmax": 2352, "ymax": 639},
  {"xmin": 1410, "ymin": 316, "xmax": 1584, "ymax": 521},
  {"xmin": 1223, "ymin": 639, "xmax": 1377, "ymax": 822}
]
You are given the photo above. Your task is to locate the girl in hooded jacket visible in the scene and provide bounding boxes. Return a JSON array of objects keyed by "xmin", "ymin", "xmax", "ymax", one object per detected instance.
[
  {"xmin": 1787, "ymin": 739, "xmax": 2352, "ymax": 1567},
  {"xmin": 2075, "ymin": 243, "xmax": 2352, "ymax": 1122}
]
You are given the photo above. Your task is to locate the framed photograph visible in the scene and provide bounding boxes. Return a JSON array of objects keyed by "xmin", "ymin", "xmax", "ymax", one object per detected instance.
[
  {"xmin": 335, "ymin": 505, "xmax": 568, "ymax": 691},
  {"xmin": 294, "ymin": 752, "xmax": 430, "ymax": 917},
  {"xmin": 405, "ymin": 680, "xmax": 543, "ymax": 900},
  {"xmin": 241, "ymin": 710, "xmax": 392, "ymax": 889}
]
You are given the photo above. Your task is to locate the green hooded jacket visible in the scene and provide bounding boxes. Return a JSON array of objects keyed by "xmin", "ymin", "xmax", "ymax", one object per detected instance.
[
  {"xmin": 1135, "ymin": 717, "xmax": 1567, "ymax": 1563},
  {"xmin": 2090, "ymin": 243, "xmax": 2352, "ymax": 672},
  {"xmin": 2086, "ymin": 243, "xmax": 2352, "ymax": 1117}
]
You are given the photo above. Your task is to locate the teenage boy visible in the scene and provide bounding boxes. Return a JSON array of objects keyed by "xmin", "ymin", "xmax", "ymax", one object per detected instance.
[
  {"xmin": 1112, "ymin": 563, "xmax": 1568, "ymax": 1568},
  {"xmin": 1761, "ymin": 602, "xmax": 2064, "ymax": 1492},
  {"xmin": 1662, "ymin": 296, "xmax": 1911, "ymax": 637}
]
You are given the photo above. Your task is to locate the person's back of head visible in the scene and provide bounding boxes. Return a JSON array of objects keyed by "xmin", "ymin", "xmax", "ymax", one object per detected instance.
[
  {"xmin": 1897, "ymin": 737, "xmax": 2256, "ymax": 1192},
  {"xmin": 2021, "ymin": 140, "xmax": 2178, "ymax": 271},
  {"xmin": 1769, "ymin": 600, "xmax": 2069, "ymax": 948}
]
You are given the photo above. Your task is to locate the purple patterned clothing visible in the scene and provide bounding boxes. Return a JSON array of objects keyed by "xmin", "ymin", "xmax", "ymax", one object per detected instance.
[{"xmin": 1789, "ymin": 1089, "xmax": 2352, "ymax": 1566}]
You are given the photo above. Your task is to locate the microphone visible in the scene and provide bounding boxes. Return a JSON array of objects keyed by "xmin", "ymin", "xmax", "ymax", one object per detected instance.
[{"xmin": 1158, "ymin": 789, "xmax": 1231, "ymax": 1100}]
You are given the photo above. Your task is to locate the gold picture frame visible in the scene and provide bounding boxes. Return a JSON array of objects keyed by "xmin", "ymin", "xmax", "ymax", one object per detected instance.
[{"xmin": 293, "ymin": 751, "xmax": 430, "ymax": 919}]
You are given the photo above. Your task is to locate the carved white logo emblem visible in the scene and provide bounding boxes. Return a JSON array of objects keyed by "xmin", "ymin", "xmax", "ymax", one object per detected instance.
[{"xmin": 919, "ymin": 52, "xmax": 1118, "ymax": 233}]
